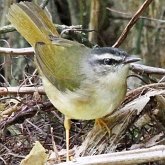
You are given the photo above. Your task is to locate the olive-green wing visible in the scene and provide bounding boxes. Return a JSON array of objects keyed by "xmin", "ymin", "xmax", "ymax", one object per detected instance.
[
  {"xmin": 8, "ymin": 2, "xmax": 91, "ymax": 91},
  {"xmin": 35, "ymin": 38, "xmax": 91, "ymax": 91}
]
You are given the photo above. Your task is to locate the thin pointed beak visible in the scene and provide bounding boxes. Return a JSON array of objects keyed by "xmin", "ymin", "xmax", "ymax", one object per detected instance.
[{"xmin": 124, "ymin": 56, "xmax": 141, "ymax": 64}]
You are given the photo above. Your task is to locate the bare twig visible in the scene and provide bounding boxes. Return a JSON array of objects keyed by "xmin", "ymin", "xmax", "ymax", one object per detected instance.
[
  {"xmin": 26, "ymin": 119, "xmax": 48, "ymax": 136},
  {"xmin": 113, "ymin": 0, "xmax": 154, "ymax": 48},
  {"xmin": 125, "ymin": 82, "xmax": 165, "ymax": 104},
  {"xmin": 58, "ymin": 145, "xmax": 165, "ymax": 165},
  {"xmin": 0, "ymin": 47, "xmax": 34, "ymax": 56},
  {"xmin": 88, "ymin": 0, "xmax": 100, "ymax": 43},
  {"xmin": 0, "ymin": 86, "xmax": 45, "ymax": 95},
  {"xmin": 0, "ymin": 24, "xmax": 83, "ymax": 38},
  {"xmin": 50, "ymin": 127, "xmax": 60, "ymax": 161},
  {"xmin": 0, "ymin": 102, "xmax": 52, "ymax": 129},
  {"xmin": 107, "ymin": 8, "xmax": 165, "ymax": 23},
  {"xmin": 0, "ymin": 25, "xmax": 15, "ymax": 34},
  {"xmin": 130, "ymin": 63, "xmax": 165, "ymax": 75}
]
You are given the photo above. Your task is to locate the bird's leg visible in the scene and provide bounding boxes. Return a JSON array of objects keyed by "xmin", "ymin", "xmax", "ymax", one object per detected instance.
[
  {"xmin": 64, "ymin": 116, "xmax": 71, "ymax": 161},
  {"xmin": 95, "ymin": 118, "xmax": 111, "ymax": 136}
]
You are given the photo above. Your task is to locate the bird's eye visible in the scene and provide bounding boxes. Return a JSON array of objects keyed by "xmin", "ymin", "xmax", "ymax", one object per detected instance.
[{"xmin": 103, "ymin": 58, "xmax": 117, "ymax": 65}]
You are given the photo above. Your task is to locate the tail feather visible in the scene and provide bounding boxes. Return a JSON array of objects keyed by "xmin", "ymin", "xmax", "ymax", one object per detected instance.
[
  {"xmin": 7, "ymin": 2, "xmax": 59, "ymax": 47},
  {"xmin": 23, "ymin": 2, "xmax": 59, "ymax": 37}
]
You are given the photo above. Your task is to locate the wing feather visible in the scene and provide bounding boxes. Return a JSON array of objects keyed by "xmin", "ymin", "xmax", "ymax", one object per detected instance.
[{"xmin": 35, "ymin": 38, "xmax": 91, "ymax": 91}]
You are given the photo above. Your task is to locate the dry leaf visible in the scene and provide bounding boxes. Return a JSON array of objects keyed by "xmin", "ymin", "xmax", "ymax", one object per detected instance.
[{"xmin": 20, "ymin": 141, "xmax": 48, "ymax": 165}]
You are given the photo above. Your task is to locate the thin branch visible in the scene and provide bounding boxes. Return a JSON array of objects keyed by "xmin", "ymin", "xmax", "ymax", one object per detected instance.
[
  {"xmin": 0, "ymin": 102, "xmax": 52, "ymax": 129},
  {"xmin": 0, "ymin": 25, "xmax": 15, "ymax": 34},
  {"xmin": 0, "ymin": 24, "xmax": 93, "ymax": 47},
  {"xmin": 58, "ymin": 145, "xmax": 165, "ymax": 165},
  {"xmin": 130, "ymin": 63, "xmax": 165, "ymax": 75},
  {"xmin": 0, "ymin": 86, "xmax": 45, "ymax": 95},
  {"xmin": 0, "ymin": 47, "xmax": 34, "ymax": 56},
  {"xmin": 113, "ymin": 0, "xmax": 154, "ymax": 48},
  {"xmin": 0, "ymin": 24, "xmax": 82, "ymax": 36},
  {"xmin": 124, "ymin": 82, "xmax": 165, "ymax": 105},
  {"xmin": 107, "ymin": 8, "xmax": 165, "ymax": 23},
  {"xmin": 88, "ymin": 0, "xmax": 100, "ymax": 43}
]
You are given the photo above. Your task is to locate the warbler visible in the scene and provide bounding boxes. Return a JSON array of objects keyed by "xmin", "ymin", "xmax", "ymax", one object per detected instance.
[{"xmin": 8, "ymin": 2, "xmax": 140, "ymax": 161}]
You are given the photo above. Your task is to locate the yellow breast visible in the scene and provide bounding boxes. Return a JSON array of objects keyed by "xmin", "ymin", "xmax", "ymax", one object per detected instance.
[{"xmin": 42, "ymin": 70, "xmax": 127, "ymax": 120}]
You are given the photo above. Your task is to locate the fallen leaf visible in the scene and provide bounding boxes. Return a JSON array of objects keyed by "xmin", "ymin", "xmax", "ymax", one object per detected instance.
[{"xmin": 20, "ymin": 141, "xmax": 48, "ymax": 165}]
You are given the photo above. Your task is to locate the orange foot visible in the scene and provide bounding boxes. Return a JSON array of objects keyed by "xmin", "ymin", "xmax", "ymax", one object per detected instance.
[{"xmin": 95, "ymin": 118, "xmax": 111, "ymax": 136}]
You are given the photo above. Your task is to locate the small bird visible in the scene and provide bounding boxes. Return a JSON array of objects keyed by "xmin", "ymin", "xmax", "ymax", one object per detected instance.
[{"xmin": 8, "ymin": 2, "xmax": 140, "ymax": 161}]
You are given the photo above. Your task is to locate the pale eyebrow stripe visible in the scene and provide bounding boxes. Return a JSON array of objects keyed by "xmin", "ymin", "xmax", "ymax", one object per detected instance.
[{"xmin": 93, "ymin": 53, "xmax": 123, "ymax": 61}]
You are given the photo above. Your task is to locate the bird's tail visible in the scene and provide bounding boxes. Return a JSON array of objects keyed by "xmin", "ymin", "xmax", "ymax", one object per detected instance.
[{"xmin": 7, "ymin": 2, "xmax": 59, "ymax": 47}]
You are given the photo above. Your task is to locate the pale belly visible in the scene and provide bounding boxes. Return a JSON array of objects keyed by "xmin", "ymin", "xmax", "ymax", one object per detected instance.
[{"xmin": 42, "ymin": 76, "xmax": 126, "ymax": 120}]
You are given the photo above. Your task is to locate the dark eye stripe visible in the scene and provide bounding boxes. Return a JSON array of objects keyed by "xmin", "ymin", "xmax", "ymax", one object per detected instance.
[
  {"xmin": 104, "ymin": 58, "xmax": 117, "ymax": 65},
  {"xmin": 97, "ymin": 58, "xmax": 122, "ymax": 65}
]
